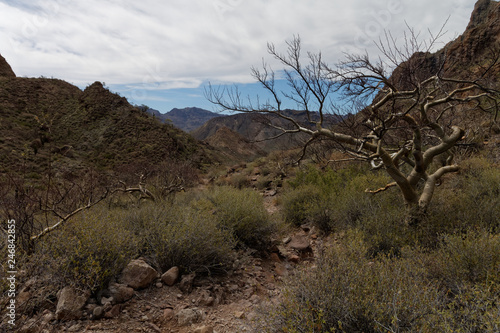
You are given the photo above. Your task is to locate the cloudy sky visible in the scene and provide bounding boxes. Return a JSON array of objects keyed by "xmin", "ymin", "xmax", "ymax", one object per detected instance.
[{"xmin": 0, "ymin": 0, "xmax": 476, "ymax": 112}]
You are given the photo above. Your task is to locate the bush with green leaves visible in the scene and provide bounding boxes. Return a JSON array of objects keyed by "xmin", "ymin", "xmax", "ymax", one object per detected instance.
[
  {"xmin": 282, "ymin": 164, "xmax": 396, "ymax": 232},
  {"xmin": 193, "ymin": 186, "xmax": 275, "ymax": 250},
  {"xmin": 256, "ymin": 230, "xmax": 442, "ymax": 332},
  {"xmin": 40, "ymin": 207, "xmax": 137, "ymax": 293},
  {"xmin": 257, "ymin": 228, "xmax": 500, "ymax": 332},
  {"xmin": 124, "ymin": 201, "xmax": 236, "ymax": 274}
]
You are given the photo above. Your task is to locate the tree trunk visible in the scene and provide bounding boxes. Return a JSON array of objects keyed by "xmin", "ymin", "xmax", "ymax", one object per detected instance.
[{"xmin": 405, "ymin": 201, "xmax": 428, "ymax": 226}]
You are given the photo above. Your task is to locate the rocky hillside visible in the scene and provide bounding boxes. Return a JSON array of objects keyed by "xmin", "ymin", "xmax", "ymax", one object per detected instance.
[
  {"xmin": 0, "ymin": 63, "xmax": 211, "ymax": 181},
  {"xmin": 0, "ymin": 54, "xmax": 15, "ymax": 78},
  {"xmin": 204, "ymin": 126, "xmax": 267, "ymax": 162}
]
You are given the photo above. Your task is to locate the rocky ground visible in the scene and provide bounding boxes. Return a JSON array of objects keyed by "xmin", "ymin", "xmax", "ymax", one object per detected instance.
[{"xmin": 8, "ymin": 185, "xmax": 322, "ymax": 333}]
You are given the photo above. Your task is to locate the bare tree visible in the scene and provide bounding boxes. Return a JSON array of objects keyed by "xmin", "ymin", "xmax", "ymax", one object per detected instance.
[{"xmin": 206, "ymin": 32, "xmax": 499, "ymax": 225}]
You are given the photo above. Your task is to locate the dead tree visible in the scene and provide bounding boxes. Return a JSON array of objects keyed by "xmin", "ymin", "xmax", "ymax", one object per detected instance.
[{"xmin": 206, "ymin": 33, "xmax": 499, "ymax": 225}]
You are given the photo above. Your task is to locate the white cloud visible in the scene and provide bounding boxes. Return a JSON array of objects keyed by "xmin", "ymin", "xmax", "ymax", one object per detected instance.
[{"xmin": 0, "ymin": 0, "xmax": 475, "ymax": 89}]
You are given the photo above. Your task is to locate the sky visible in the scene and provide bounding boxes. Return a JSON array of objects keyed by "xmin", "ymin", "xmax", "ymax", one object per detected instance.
[{"xmin": 0, "ymin": 0, "xmax": 476, "ymax": 113}]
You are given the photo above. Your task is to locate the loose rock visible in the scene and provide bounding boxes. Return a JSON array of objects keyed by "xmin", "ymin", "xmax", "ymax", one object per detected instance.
[
  {"xmin": 176, "ymin": 308, "xmax": 204, "ymax": 326},
  {"xmin": 179, "ymin": 272, "xmax": 196, "ymax": 293},
  {"xmin": 108, "ymin": 282, "xmax": 134, "ymax": 304},
  {"xmin": 119, "ymin": 259, "xmax": 158, "ymax": 290},
  {"xmin": 288, "ymin": 235, "xmax": 311, "ymax": 251},
  {"xmin": 194, "ymin": 325, "xmax": 214, "ymax": 333},
  {"xmin": 55, "ymin": 286, "xmax": 89, "ymax": 321},
  {"xmin": 161, "ymin": 266, "xmax": 180, "ymax": 286}
]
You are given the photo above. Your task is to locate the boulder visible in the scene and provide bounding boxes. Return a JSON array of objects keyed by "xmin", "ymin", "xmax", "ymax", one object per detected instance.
[
  {"xmin": 161, "ymin": 266, "xmax": 180, "ymax": 286},
  {"xmin": 119, "ymin": 259, "xmax": 158, "ymax": 289},
  {"xmin": 55, "ymin": 286, "xmax": 89, "ymax": 321}
]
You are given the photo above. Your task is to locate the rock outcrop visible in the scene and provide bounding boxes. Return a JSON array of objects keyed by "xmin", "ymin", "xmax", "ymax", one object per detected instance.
[{"xmin": 0, "ymin": 54, "xmax": 15, "ymax": 78}]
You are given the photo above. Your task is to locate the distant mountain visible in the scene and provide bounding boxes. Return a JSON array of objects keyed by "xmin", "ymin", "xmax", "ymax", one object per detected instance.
[
  {"xmin": 146, "ymin": 107, "xmax": 222, "ymax": 132},
  {"xmin": 192, "ymin": 110, "xmax": 341, "ymax": 153}
]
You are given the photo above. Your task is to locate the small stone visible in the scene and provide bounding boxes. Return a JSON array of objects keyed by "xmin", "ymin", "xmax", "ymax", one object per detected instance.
[
  {"xmin": 288, "ymin": 254, "xmax": 300, "ymax": 263},
  {"xmin": 282, "ymin": 237, "xmax": 291, "ymax": 244},
  {"xmin": 93, "ymin": 306, "xmax": 104, "ymax": 320},
  {"xmin": 104, "ymin": 304, "xmax": 121, "ymax": 319},
  {"xmin": 67, "ymin": 324, "xmax": 82, "ymax": 332},
  {"xmin": 194, "ymin": 325, "xmax": 214, "ymax": 333},
  {"xmin": 269, "ymin": 252, "xmax": 281, "ymax": 263},
  {"xmin": 288, "ymin": 235, "xmax": 311, "ymax": 251},
  {"xmin": 108, "ymin": 283, "xmax": 134, "ymax": 304},
  {"xmin": 176, "ymin": 308, "xmax": 204, "ymax": 326},
  {"xmin": 101, "ymin": 296, "xmax": 113, "ymax": 305},
  {"xmin": 41, "ymin": 310, "xmax": 55, "ymax": 324},
  {"xmin": 156, "ymin": 282, "xmax": 163, "ymax": 288},
  {"xmin": 179, "ymin": 272, "xmax": 196, "ymax": 293},
  {"xmin": 274, "ymin": 263, "xmax": 287, "ymax": 276},
  {"xmin": 163, "ymin": 308, "xmax": 174, "ymax": 321},
  {"xmin": 146, "ymin": 322, "xmax": 161, "ymax": 333},
  {"xmin": 55, "ymin": 286, "xmax": 90, "ymax": 321},
  {"xmin": 300, "ymin": 224, "xmax": 311, "ymax": 232},
  {"xmin": 161, "ymin": 266, "xmax": 180, "ymax": 286},
  {"xmin": 234, "ymin": 311, "xmax": 245, "ymax": 319}
]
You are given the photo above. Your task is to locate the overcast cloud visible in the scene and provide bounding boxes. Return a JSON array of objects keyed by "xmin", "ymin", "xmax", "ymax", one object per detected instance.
[{"xmin": 0, "ymin": 0, "xmax": 475, "ymax": 110}]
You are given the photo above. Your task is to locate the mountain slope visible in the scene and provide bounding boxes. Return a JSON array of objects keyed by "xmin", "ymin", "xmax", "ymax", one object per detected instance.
[
  {"xmin": 0, "ymin": 74, "xmax": 211, "ymax": 182},
  {"xmin": 192, "ymin": 110, "xmax": 340, "ymax": 153},
  {"xmin": 0, "ymin": 54, "xmax": 15, "ymax": 78}
]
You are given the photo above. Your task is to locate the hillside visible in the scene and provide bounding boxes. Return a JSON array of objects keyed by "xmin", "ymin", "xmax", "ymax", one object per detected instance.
[
  {"xmin": 192, "ymin": 110, "xmax": 341, "ymax": 153},
  {"xmin": 0, "ymin": 67, "xmax": 211, "ymax": 183}
]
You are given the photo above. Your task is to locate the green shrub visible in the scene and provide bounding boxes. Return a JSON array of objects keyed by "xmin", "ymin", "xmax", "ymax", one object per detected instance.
[
  {"xmin": 125, "ymin": 201, "xmax": 236, "ymax": 274},
  {"xmin": 282, "ymin": 165, "xmax": 396, "ymax": 232},
  {"xmin": 256, "ymin": 230, "xmax": 442, "ymax": 332},
  {"xmin": 431, "ymin": 232, "xmax": 500, "ymax": 288},
  {"xmin": 41, "ymin": 207, "xmax": 137, "ymax": 292},
  {"xmin": 427, "ymin": 158, "xmax": 500, "ymax": 234},
  {"xmin": 229, "ymin": 174, "xmax": 251, "ymax": 189},
  {"xmin": 437, "ymin": 283, "xmax": 500, "ymax": 333},
  {"xmin": 281, "ymin": 185, "xmax": 324, "ymax": 227},
  {"xmin": 198, "ymin": 186, "xmax": 275, "ymax": 250}
]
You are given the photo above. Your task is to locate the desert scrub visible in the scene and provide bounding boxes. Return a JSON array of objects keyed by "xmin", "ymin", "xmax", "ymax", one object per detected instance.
[
  {"xmin": 40, "ymin": 206, "xmax": 137, "ymax": 292},
  {"xmin": 256, "ymin": 230, "xmax": 442, "ymax": 332},
  {"xmin": 415, "ymin": 158, "xmax": 500, "ymax": 245},
  {"xmin": 125, "ymin": 201, "xmax": 236, "ymax": 274},
  {"xmin": 430, "ymin": 231, "xmax": 500, "ymax": 289},
  {"xmin": 195, "ymin": 186, "xmax": 275, "ymax": 250},
  {"xmin": 282, "ymin": 165, "xmax": 396, "ymax": 232}
]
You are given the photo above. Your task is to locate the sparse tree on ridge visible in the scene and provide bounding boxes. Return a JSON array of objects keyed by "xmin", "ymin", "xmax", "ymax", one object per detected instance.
[{"xmin": 206, "ymin": 31, "xmax": 500, "ymax": 225}]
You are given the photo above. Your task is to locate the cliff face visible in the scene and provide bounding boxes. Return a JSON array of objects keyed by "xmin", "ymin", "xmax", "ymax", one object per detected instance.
[
  {"xmin": 388, "ymin": 0, "xmax": 499, "ymax": 91},
  {"xmin": 445, "ymin": 0, "xmax": 500, "ymax": 77},
  {"xmin": 0, "ymin": 54, "xmax": 15, "ymax": 78}
]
